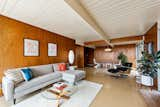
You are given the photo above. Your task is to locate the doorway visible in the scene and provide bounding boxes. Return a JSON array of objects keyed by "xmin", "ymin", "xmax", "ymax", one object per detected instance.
[{"xmin": 84, "ymin": 47, "xmax": 94, "ymax": 67}]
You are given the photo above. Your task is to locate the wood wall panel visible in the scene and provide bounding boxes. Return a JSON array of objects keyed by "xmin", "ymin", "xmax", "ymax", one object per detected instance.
[
  {"xmin": 84, "ymin": 35, "xmax": 142, "ymax": 47},
  {"xmin": 144, "ymin": 23, "xmax": 158, "ymax": 89},
  {"xmin": 110, "ymin": 36, "xmax": 143, "ymax": 43},
  {"xmin": 0, "ymin": 15, "xmax": 75, "ymax": 82},
  {"xmin": 145, "ymin": 23, "xmax": 158, "ymax": 52},
  {"xmin": 84, "ymin": 40, "xmax": 107, "ymax": 47},
  {"xmin": 75, "ymin": 45, "xmax": 84, "ymax": 68},
  {"xmin": 94, "ymin": 44, "xmax": 136, "ymax": 67}
]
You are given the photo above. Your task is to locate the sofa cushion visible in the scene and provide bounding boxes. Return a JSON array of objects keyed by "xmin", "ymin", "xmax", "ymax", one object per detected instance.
[
  {"xmin": 4, "ymin": 69, "xmax": 24, "ymax": 85},
  {"xmin": 65, "ymin": 70, "xmax": 85, "ymax": 77},
  {"xmin": 53, "ymin": 63, "xmax": 65, "ymax": 71},
  {"xmin": 15, "ymin": 72, "xmax": 62, "ymax": 93},
  {"xmin": 29, "ymin": 64, "xmax": 53, "ymax": 77},
  {"xmin": 59, "ymin": 70, "xmax": 86, "ymax": 83}
]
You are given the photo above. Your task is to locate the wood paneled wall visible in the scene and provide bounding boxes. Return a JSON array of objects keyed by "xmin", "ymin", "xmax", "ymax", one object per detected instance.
[
  {"xmin": 75, "ymin": 45, "xmax": 84, "ymax": 68},
  {"xmin": 144, "ymin": 23, "xmax": 158, "ymax": 89},
  {"xmin": 84, "ymin": 40, "xmax": 107, "ymax": 47},
  {"xmin": 110, "ymin": 36, "xmax": 143, "ymax": 43},
  {"xmin": 94, "ymin": 44, "xmax": 136, "ymax": 67},
  {"xmin": 145, "ymin": 23, "xmax": 158, "ymax": 52},
  {"xmin": 84, "ymin": 35, "xmax": 143, "ymax": 47},
  {"xmin": 0, "ymin": 15, "xmax": 75, "ymax": 81}
]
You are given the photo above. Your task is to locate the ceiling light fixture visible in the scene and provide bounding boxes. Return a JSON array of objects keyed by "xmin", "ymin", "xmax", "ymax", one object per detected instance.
[{"xmin": 104, "ymin": 46, "xmax": 112, "ymax": 52}]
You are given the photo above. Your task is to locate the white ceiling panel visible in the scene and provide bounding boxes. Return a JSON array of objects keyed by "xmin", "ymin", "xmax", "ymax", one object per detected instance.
[
  {"xmin": 79, "ymin": 0, "xmax": 160, "ymax": 39},
  {"xmin": 0, "ymin": 0, "xmax": 102, "ymax": 44}
]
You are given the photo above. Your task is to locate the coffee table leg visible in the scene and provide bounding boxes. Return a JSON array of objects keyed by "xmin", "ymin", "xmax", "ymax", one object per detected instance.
[
  {"xmin": 57, "ymin": 100, "xmax": 60, "ymax": 107},
  {"xmin": 56, "ymin": 95, "xmax": 60, "ymax": 107}
]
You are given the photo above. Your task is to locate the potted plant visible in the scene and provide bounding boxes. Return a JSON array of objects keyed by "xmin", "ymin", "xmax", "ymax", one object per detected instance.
[
  {"xmin": 117, "ymin": 52, "xmax": 128, "ymax": 65},
  {"xmin": 137, "ymin": 50, "xmax": 160, "ymax": 86}
]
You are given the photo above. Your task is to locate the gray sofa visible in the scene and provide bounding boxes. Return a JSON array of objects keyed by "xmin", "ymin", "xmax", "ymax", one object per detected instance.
[{"xmin": 2, "ymin": 63, "xmax": 86, "ymax": 104}]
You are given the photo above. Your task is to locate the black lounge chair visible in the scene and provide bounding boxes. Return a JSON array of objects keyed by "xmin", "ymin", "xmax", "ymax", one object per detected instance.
[{"xmin": 107, "ymin": 63, "xmax": 133, "ymax": 78}]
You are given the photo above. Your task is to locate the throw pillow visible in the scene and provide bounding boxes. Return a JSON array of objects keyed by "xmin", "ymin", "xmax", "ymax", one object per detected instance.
[
  {"xmin": 58, "ymin": 63, "xmax": 66, "ymax": 71},
  {"xmin": 4, "ymin": 69, "xmax": 24, "ymax": 85},
  {"xmin": 61, "ymin": 64, "xmax": 66, "ymax": 71},
  {"xmin": 21, "ymin": 68, "xmax": 33, "ymax": 81},
  {"xmin": 53, "ymin": 64, "xmax": 60, "ymax": 71}
]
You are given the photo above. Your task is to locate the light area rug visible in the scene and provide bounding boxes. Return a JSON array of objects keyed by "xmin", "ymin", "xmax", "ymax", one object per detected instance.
[{"xmin": 12, "ymin": 80, "xmax": 103, "ymax": 107}]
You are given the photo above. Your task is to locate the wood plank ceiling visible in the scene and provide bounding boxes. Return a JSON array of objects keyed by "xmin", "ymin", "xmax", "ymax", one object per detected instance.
[{"xmin": 0, "ymin": 0, "xmax": 160, "ymax": 45}]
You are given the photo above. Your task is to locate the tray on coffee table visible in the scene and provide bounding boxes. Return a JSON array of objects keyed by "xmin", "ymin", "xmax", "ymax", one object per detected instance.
[{"xmin": 41, "ymin": 82, "xmax": 78, "ymax": 100}]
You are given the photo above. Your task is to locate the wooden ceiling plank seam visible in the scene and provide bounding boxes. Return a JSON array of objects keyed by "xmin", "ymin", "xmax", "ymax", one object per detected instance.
[
  {"xmin": 84, "ymin": 1, "xmax": 160, "ymax": 26},
  {"xmin": 91, "ymin": 0, "xmax": 153, "ymax": 15},
  {"xmin": 79, "ymin": 0, "xmax": 160, "ymax": 40}
]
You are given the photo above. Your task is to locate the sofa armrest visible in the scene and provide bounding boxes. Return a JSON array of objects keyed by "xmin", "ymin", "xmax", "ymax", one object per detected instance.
[{"xmin": 2, "ymin": 77, "xmax": 15, "ymax": 101}]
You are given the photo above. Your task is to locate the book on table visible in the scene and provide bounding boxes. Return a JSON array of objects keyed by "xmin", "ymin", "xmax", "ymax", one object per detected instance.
[{"xmin": 53, "ymin": 82, "xmax": 68, "ymax": 90}]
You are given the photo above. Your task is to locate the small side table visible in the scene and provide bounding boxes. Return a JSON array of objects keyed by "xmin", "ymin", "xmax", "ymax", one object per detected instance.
[{"xmin": 69, "ymin": 66, "xmax": 77, "ymax": 70}]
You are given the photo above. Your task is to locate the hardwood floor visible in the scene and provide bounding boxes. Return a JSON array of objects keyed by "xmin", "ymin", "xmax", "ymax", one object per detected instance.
[
  {"xmin": 1, "ymin": 67, "xmax": 160, "ymax": 107},
  {"xmin": 139, "ymin": 89, "xmax": 160, "ymax": 107},
  {"xmin": 84, "ymin": 68, "xmax": 147, "ymax": 107}
]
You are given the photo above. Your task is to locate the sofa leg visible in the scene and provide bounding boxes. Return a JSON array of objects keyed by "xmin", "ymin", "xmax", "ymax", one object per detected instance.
[{"xmin": 13, "ymin": 98, "xmax": 16, "ymax": 105}]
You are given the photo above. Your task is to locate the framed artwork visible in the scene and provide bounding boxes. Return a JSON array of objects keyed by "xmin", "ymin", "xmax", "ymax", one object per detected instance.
[
  {"xmin": 24, "ymin": 39, "xmax": 39, "ymax": 56},
  {"xmin": 48, "ymin": 43, "xmax": 57, "ymax": 56}
]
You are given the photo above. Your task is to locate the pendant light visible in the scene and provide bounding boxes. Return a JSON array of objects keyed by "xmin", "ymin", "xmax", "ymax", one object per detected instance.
[{"xmin": 104, "ymin": 46, "xmax": 112, "ymax": 52}]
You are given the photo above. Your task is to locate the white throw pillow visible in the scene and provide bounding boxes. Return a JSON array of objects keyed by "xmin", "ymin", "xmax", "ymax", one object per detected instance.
[{"xmin": 4, "ymin": 69, "xmax": 24, "ymax": 85}]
